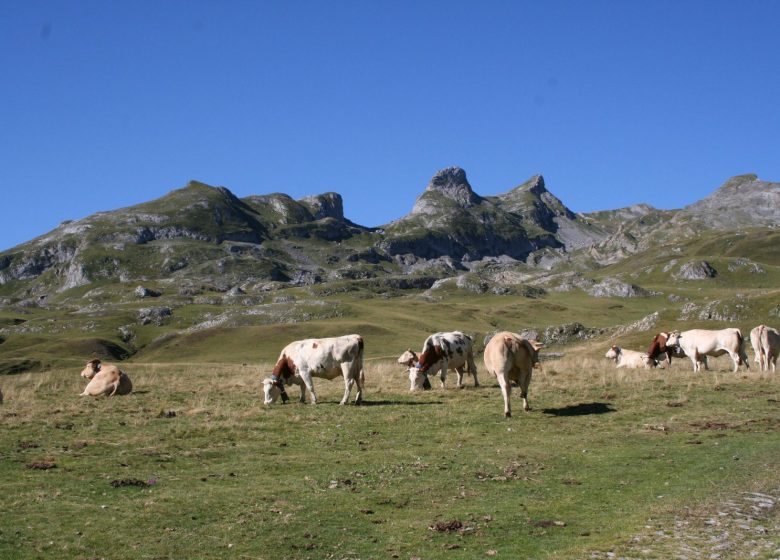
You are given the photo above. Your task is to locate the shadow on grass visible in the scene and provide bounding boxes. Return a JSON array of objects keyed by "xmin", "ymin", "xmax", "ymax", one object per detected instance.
[{"xmin": 542, "ymin": 402, "xmax": 615, "ymax": 416}]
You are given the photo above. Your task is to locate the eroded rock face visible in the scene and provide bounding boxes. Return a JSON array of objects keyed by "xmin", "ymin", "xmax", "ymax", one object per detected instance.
[
  {"xmin": 586, "ymin": 277, "xmax": 654, "ymax": 298},
  {"xmin": 138, "ymin": 307, "xmax": 172, "ymax": 326},
  {"xmin": 674, "ymin": 261, "xmax": 717, "ymax": 280},
  {"xmin": 299, "ymin": 192, "xmax": 344, "ymax": 221}
]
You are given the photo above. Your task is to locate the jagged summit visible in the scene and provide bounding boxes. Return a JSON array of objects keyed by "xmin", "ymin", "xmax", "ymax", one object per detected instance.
[{"xmin": 412, "ymin": 167, "xmax": 482, "ymax": 213}]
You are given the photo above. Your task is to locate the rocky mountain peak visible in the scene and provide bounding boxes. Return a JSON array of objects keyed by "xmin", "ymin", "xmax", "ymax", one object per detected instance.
[
  {"xmin": 299, "ymin": 192, "xmax": 344, "ymax": 221},
  {"xmin": 420, "ymin": 166, "xmax": 481, "ymax": 208}
]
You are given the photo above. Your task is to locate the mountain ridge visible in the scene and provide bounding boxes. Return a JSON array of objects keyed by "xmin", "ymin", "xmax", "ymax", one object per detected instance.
[{"xmin": 1, "ymin": 169, "xmax": 777, "ymax": 299}]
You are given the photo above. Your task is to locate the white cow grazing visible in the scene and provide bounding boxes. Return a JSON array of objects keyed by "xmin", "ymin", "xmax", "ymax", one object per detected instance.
[
  {"xmin": 605, "ymin": 346, "xmax": 652, "ymax": 369},
  {"xmin": 409, "ymin": 331, "xmax": 478, "ymax": 389},
  {"xmin": 483, "ymin": 331, "xmax": 543, "ymax": 418},
  {"xmin": 666, "ymin": 329, "xmax": 749, "ymax": 373},
  {"xmin": 266, "ymin": 334, "xmax": 365, "ymax": 405},
  {"xmin": 262, "ymin": 375, "xmax": 304, "ymax": 405},
  {"xmin": 79, "ymin": 359, "xmax": 133, "ymax": 397},
  {"xmin": 750, "ymin": 325, "xmax": 780, "ymax": 372}
]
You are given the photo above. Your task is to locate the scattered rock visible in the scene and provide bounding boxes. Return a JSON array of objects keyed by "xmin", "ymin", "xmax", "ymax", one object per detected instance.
[
  {"xmin": 138, "ymin": 307, "xmax": 172, "ymax": 326},
  {"xmin": 134, "ymin": 285, "xmax": 161, "ymax": 298},
  {"xmin": 674, "ymin": 260, "xmax": 717, "ymax": 280},
  {"xmin": 728, "ymin": 258, "xmax": 765, "ymax": 274}
]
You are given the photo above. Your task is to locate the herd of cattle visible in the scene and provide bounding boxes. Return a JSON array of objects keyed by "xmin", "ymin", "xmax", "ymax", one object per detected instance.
[{"xmin": 2, "ymin": 324, "xmax": 776, "ymax": 419}]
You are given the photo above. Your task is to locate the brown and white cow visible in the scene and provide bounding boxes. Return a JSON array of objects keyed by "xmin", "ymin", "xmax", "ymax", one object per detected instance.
[
  {"xmin": 646, "ymin": 332, "xmax": 681, "ymax": 368},
  {"xmin": 408, "ymin": 331, "xmax": 478, "ymax": 389},
  {"xmin": 265, "ymin": 334, "xmax": 365, "ymax": 405},
  {"xmin": 483, "ymin": 331, "xmax": 543, "ymax": 418},
  {"xmin": 665, "ymin": 329, "xmax": 749, "ymax": 373},
  {"xmin": 750, "ymin": 325, "xmax": 780, "ymax": 372},
  {"xmin": 605, "ymin": 346, "xmax": 652, "ymax": 369},
  {"xmin": 397, "ymin": 349, "xmax": 431, "ymax": 390},
  {"xmin": 79, "ymin": 359, "xmax": 133, "ymax": 397}
]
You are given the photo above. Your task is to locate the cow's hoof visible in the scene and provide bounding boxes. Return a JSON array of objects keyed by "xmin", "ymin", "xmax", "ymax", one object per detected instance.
[{"xmin": 505, "ymin": 412, "xmax": 512, "ymax": 418}]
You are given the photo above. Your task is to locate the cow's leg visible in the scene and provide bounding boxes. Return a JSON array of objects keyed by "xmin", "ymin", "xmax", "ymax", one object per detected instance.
[
  {"xmin": 353, "ymin": 366, "xmax": 364, "ymax": 405},
  {"xmin": 299, "ymin": 370, "xmax": 317, "ymax": 404},
  {"xmin": 519, "ymin": 370, "xmax": 532, "ymax": 412},
  {"xmin": 297, "ymin": 380, "xmax": 306, "ymax": 403},
  {"xmin": 438, "ymin": 361, "xmax": 447, "ymax": 388},
  {"xmin": 469, "ymin": 355, "xmax": 479, "ymax": 387},
  {"xmin": 339, "ymin": 363, "xmax": 353, "ymax": 405},
  {"xmin": 727, "ymin": 350, "xmax": 740, "ymax": 373},
  {"xmin": 497, "ymin": 374, "xmax": 512, "ymax": 418},
  {"xmin": 454, "ymin": 366, "xmax": 465, "ymax": 389}
]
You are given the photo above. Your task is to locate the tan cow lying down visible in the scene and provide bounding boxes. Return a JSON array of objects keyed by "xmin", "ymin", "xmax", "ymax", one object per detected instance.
[
  {"xmin": 80, "ymin": 359, "xmax": 133, "ymax": 397},
  {"xmin": 483, "ymin": 331, "xmax": 543, "ymax": 418},
  {"xmin": 750, "ymin": 324, "xmax": 780, "ymax": 372},
  {"xmin": 666, "ymin": 329, "xmax": 749, "ymax": 373},
  {"xmin": 605, "ymin": 346, "xmax": 652, "ymax": 369},
  {"xmin": 265, "ymin": 334, "xmax": 365, "ymax": 405}
]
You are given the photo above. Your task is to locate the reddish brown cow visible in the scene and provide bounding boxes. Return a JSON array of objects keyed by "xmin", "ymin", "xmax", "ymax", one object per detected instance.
[{"xmin": 647, "ymin": 332, "xmax": 675, "ymax": 368}]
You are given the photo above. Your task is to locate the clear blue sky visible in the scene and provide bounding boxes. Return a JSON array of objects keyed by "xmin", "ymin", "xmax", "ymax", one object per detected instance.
[{"xmin": 2, "ymin": 1, "xmax": 779, "ymax": 251}]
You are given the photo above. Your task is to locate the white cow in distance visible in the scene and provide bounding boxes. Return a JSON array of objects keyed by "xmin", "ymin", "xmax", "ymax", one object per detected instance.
[
  {"xmin": 605, "ymin": 346, "xmax": 653, "ymax": 369},
  {"xmin": 666, "ymin": 329, "xmax": 749, "ymax": 373},
  {"xmin": 750, "ymin": 325, "xmax": 780, "ymax": 372},
  {"xmin": 80, "ymin": 359, "xmax": 133, "ymax": 397},
  {"xmin": 264, "ymin": 334, "xmax": 365, "ymax": 405}
]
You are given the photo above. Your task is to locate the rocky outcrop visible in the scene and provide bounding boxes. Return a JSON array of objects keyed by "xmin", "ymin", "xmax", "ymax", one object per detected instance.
[
  {"xmin": 674, "ymin": 261, "xmax": 718, "ymax": 280},
  {"xmin": 586, "ymin": 277, "xmax": 654, "ymax": 298},
  {"xmin": 299, "ymin": 192, "xmax": 344, "ymax": 220},
  {"xmin": 138, "ymin": 307, "xmax": 172, "ymax": 326},
  {"xmin": 135, "ymin": 285, "xmax": 161, "ymax": 298}
]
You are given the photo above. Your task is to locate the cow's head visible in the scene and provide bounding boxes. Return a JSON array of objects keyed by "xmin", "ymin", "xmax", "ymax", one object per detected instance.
[
  {"xmin": 397, "ymin": 349, "xmax": 418, "ymax": 368},
  {"xmin": 407, "ymin": 368, "xmax": 432, "ymax": 391},
  {"xmin": 666, "ymin": 331, "xmax": 682, "ymax": 347},
  {"xmin": 262, "ymin": 377, "xmax": 290, "ymax": 405},
  {"xmin": 81, "ymin": 359, "xmax": 101, "ymax": 379},
  {"xmin": 605, "ymin": 346, "xmax": 619, "ymax": 360},
  {"xmin": 416, "ymin": 345, "xmax": 443, "ymax": 373},
  {"xmin": 528, "ymin": 339, "xmax": 544, "ymax": 368}
]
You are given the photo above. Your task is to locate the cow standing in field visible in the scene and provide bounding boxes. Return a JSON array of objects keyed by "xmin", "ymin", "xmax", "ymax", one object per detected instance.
[
  {"xmin": 79, "ymin": 359, "xmax": 133, "ymax": 397},
  {"xmin": 408, "ymin": 331, "xmax": 478, "ymax": 390},
  {"xmin": 665, "ymin": 329, "xmax": 749, "ymax": 373},
  {"xmin": 605, "ymin": 346, "xmax": 652, "ymax": 369},
  {"xmin": 483, "ymin": 331, "xmax": 543, "ymax": 418},
  {"xmin": 750, "ymin": 325, "xmax": 780, "ymax": 372},
  {"xmin": 646, "ymin": 332, "xmax": 681, "ymax": 368},
  {"xmin": 264, "ymin": 334, "xmax": 365, "ymax": 405}
]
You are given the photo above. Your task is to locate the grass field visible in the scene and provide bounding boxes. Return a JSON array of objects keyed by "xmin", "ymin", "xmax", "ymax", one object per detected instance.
[{"xmin": 2, "ymin": 351, "xmax": 779, "ymax": 559}]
